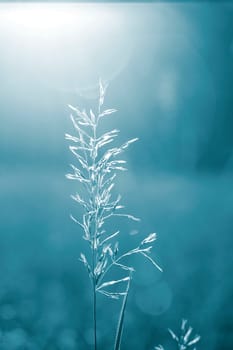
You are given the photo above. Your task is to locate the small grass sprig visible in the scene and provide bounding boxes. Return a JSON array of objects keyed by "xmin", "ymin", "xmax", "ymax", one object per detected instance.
[
  {"xmin": 155, "ymin": 319, "xmax": 201, "ymax": 350},
  {"xmin": 66, "ymin": 79, "xmax": 162, "ymax": 350}
]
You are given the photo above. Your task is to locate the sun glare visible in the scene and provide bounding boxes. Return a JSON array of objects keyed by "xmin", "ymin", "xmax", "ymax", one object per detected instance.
[{"xmin": 0, "ymin": 3, "xmax": 112, "ymax": 35}]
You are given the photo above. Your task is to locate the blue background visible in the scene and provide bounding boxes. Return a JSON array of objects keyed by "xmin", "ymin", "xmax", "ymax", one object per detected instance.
[{"xmin": 0, "ymin": 2, "xmax": 233, "ymax": 349}]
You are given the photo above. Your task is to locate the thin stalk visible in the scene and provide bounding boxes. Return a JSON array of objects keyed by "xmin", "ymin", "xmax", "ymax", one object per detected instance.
[
  {"xmin": 91, "ymin": 121, "xmax": 98, "ymax": 350},
  {"xmin": 114, "ymin": 273, "xmax": 132, "ymax": 350},
  {"xmin": 92, "ymin": 274, "xmax": 97, "ymax": 350}
]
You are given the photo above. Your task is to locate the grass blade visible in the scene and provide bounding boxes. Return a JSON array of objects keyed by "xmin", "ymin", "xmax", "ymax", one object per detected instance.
[{"xmin": 114, "ymin": 274, "xmax": 131, "ymax": 350}]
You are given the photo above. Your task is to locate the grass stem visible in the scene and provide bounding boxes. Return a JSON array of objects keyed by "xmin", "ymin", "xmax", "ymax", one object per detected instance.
[{"xmin": 93, "ymin": 281, "xmax": 97, "ymax": 350}]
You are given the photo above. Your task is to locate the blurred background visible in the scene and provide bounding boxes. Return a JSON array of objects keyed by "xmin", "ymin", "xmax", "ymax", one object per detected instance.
[{"xmin": 0, "ymin": 1, "xmax": 233, "ymax": 349}]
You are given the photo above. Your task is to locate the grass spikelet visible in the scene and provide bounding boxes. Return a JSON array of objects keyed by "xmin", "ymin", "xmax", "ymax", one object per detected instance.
[
  {"xmin": 66, "ymin": 79, "xmax": 161, "ymax": 350},
  {"xmin": 155, "ymin": 319, "xmax": 201, "ymax": 350}
]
